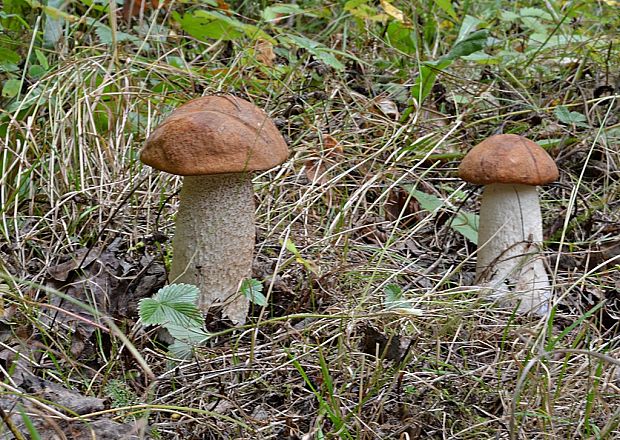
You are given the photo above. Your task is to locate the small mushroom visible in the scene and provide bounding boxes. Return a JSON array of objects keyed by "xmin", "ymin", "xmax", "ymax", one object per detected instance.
[
  {"xmin": 141, "ymin": 95, "xmax": 288, "ymax": 324},
  {"xmin": 458, "ymin": 134, "xmax": 558, "ymax": 313}
]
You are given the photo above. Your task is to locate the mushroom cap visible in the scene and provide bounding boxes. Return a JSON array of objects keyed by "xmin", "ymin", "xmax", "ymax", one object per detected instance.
[
  {"xmin": 458, "ymin": 134, "xmax": 559, "ymax": 185},
  {"xmin": 141, "ymin": 95, "xmax": 288, "ymax": 176}
]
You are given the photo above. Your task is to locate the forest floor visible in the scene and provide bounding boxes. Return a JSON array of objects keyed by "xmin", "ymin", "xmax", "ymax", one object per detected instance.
[{"xmin": 1, "ymin": 1, "xmax": 619, "ymax": 439}]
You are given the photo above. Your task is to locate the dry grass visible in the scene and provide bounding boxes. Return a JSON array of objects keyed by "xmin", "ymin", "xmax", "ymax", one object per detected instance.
[{"xmin": 1, "ymin": 1, "xmax": 619, "ymax": 439}]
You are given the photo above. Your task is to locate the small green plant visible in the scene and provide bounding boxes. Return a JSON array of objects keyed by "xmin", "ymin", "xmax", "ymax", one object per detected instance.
[
  {"xmin": 139, "ymin": 281, "xmax": 268, "ymax": 359},
  {"xmin": 104, "ymin": 379, "xmax": 140, "ymax": 421},
  {"xmin": 383, "ymin": 284, "xmax": 423, "ymax": 315},
  {"xmin": 139, "ymin": 283, "xmax": 210, "ymax": 360}
]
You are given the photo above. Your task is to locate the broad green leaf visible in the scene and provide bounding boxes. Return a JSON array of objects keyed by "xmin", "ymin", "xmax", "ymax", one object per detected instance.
[
  {"xmin": 241, "ymin": 278, "xmax": 267, "ymax": 306},
  {"xmin": 519, "ymin": 7, "xmax": 553, "ymax": 21},
  {"xmin": 2, "ymin": 79, "xmax": 21, "ymax": 98},
  {"xmin": 28, "ymin": 64, "xmax": 47, "ymax": 79},
  {"xmin": 457, "ymin": 15, "xmax": 482, "ymax": 42},
  {"xmin": 432, "ymin": 0, "xmax": 458, "ymax": 21},
  {"xmin": 166, "ymin": 325, "xmax": 211, "ymax": 360},
  {"xmin": 554, "ymin": 106, "xmax": 589, "ymax": 127},
  {"xmin": 168, "ymin": 340, "xmax": 194, "ymax": 360},
  {"xmin": 411, "ymin": 58, "xmax": 451, "ymax": 104},
  {"xmin": 500, "ymin": 10, "xmax": 520, "ymax": 21},
  {"xmin": 285, "ymin": 34, "xmax": 345, "ymax": 68},
  {"xmin": 405, "ymin": 187, "xmax": 479, "ymax": 244},
  {"xmin": 528, "ymin": 33, "xmax": 588, "ymax": 49},
  {"xmin": 262, "ymin": 4, "xmax": 304, "ymax": 22},
  {"xmin": 461, "ymin": 52, "xmax": 500, "ymax": 64},
  {"xmin": 411, "ymin": 28, "xmax": 487, "ymax": 104},
  {"xmin": 0, "ymin": 46, "xmax": 21, "ymax": 64},
  {"xmin": 178, "ymin": 10, "xmax": 243, "ymax": 41},
  {"xmin": 166, "ymin": 324, "xmax": 210, "ymax": 343},
  {"xmin": 95, "ymin": 23, "xmax": 145, "ymax": 47},
  {"xmin": 385, "ymin": 21, "xmax": 416, "ymax": 54},
  {"xmin": 139, "ymin": 284, "xmax": 203, "ymax": 327},
  {"xmin": 520, "ymin": 16, "xmax": 547, "ymax": 34},
  {"xmin": 450, "ymin": 210, "xmax": 479, "ymax": 244},
  {"xmin": 285, "ymin": 34, "xmax": 345, "ymax": 70},
  {"xmin": 34, "ymin": 49, "xmax": 49, "ymax": 69},
  {"xmin": 444, "ymin": 29, "xmax": 488, "ymax": 60},
  {"xmin": 43, "ymin": 0, "xmax": 64, "ymax": 48},
  {"xmin": 178, "ymin": 10, "xmax": 272, "ymax": 42}
]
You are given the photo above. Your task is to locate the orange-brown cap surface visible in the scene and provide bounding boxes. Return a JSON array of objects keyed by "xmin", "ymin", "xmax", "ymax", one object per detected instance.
[
  {"xmin": 458, "ymin": 134, "xmax": 558, "ymax": 185},
  {"xmin": 141, "ymin": 95, "xmax": 288, "ymax": 176}
]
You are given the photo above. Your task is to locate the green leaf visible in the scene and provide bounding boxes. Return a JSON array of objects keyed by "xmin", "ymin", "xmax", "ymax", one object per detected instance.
[
  {"xmin": 411, "ymin": 28, "xmax": 487, "ymax": 105},
  {"xmin": 385, "ymin": 21, "xmax": 416, "ymax": 54},
  {"xmin": 554, "ymin": 106, "xmax": 589, "ymax": 127},
  {"xmin": 384, "ymin": 284, "xmax": 403, "ymax": 304},
  {"xmin": 444, "ymin": 29, "xmax": 488, "ymax": 60},
  {"xmin": 166, "ymin": 325, "xmax": 211, "ymax": 360},
  {"xmin": 262, "ymin": 4, "xmax": 304, "ymax": 22},
  {"xmin": 178, "ymin": 10, "xmax": 272, "ymax": 42},
  {"xmin": 457, "ymin": 15, "xmax": 482, "ymax": 42},
  {"xmin": 0, "ymin": 47, "xmax": 21, "ymax": 65},
  {"xmin": 405, "ymin": 187, "xmax": 479, "ymax": 244},
  {"xmin": 168, "ymin": 340, "xmax": 193, "ymax": 359},
  {"xmin": 411, "ymin": 58, "xmax": 451, "ymax": 104},
  {"xmin": 178, "ymin": 10, "xmax": 243, "ymax": 41},
  {"xmin": 500, "ymin": 10, "xmax": 520, "ymax": 21},
  {"xmin": 2, "ymin": 79, "xmax": 21, "ymax": 98},
  {"xmin": 95, "ymin": 23, "xmax": 145, "ymax": 47},
  {"xmin": 285, "ymin": 34, "xmax": 345, "ymax": 70},
  {"xmin": 166, "ymin": 324, "xmax": 210, "ymax": 343},
  {"xmin": 139, "ymin": 284, "xmax": 203, "ymax": 327},
  {"xmin": 28, "ymin": 64, "xmax": 47, "ymax": 79},
  {"xmin": 432, "ymin": 0, "xmax": 458, "ymax": 21},
  {"xmin": 34, "ymin": 49, "xmax": 49, "ymax": 70},
  {"xmin": 383, "ymin": 284, "xmax": 423, "ymax": 315},
  {"xmin": 241, "ymin": 278, "xmax": 267, "ymax": 306},
  {"xmin": 519, "ymin": 7, "xmax": 553, "ymax": 21},
  {"xmin": 520, "ymin": 16, "xmax": 547, "ymax": 34},
  {"xmin": 43, "ymin": 0, "xmax": 64, "ymax": 48}
]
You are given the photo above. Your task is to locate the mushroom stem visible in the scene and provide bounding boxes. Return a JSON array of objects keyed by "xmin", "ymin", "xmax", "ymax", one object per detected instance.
[
  {"xmin": 170, "ymin": 173, "xmax": 254, "ymax": 323},
  {"xmin": 476, "ymin": 183, "xmax": 551, "ymax": 313}
]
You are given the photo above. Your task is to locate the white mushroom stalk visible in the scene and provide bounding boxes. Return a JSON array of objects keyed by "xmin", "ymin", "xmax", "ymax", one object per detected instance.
[
  {"xmin": 459, "ymin": 134, "xmax": 558, "ymax": 314},
  {"xmin": 170, "ymin": 174, "xmax": 254, "ymax": 323},
  {"xmin": 476, "ymin": 183, "xmax": 551, "ymax": 313}
]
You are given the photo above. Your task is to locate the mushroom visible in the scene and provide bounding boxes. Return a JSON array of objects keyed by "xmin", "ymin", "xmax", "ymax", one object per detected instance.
[
  {"xmin": 141, "ymin": 95, "xmax": 288, "ymax": 324},
  {"xmin": 458, "ymin": 134, "xmax": 558, "ymax": 313}
]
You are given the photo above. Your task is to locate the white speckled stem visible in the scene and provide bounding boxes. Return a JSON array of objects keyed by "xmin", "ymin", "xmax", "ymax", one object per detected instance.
[
  {"xmin": 476, "ymin": 184, "xmax": 551, "ymax": 314},
  {"xmin": 169, "ymin": 174, "xmax": 253, "ymax": 324}
]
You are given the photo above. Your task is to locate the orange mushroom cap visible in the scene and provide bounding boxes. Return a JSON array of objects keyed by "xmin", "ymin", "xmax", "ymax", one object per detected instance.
[
  {"xmin": 458, "ymin": 134, "xmax": 558, "ymax": 186},
  {"xmin": 141, "ymin": 95, "xmax": 288, "ymax": 176}
]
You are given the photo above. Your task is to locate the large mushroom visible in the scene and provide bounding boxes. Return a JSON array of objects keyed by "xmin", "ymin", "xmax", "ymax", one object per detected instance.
[
  {"xmin": 458, "ymin": 134, "xmax": 558, "ymax": 313},
  {"xmin": 141, "ymin": 95, "xmax": 288, "ymax": 324}
]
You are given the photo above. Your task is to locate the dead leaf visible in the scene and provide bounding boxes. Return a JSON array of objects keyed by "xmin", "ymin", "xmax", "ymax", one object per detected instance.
[
  {"xmin": 216, "ymin": 0, "xmax": 232, "ymax": 15},
  {"xmin": 122, "ymin": 0, "xmax": 168, "ymax": 20},
  {"xmin": 374, "ymin": 98, "xmax": 400, "ymax": 120},
  {"xmin": 380, "ymin": 0, "xmax": 411, "ymax": 25},
  {"xmin": 305, "ymin": 159, "xmax": 329, "ymax": 186},
  {"xmin": 361, "ymin": 326, "xmax": 402, "ymax": 361},
  {"xmin": 356, "ymin": 216, "xmax": 390, "ymax": 244},
  {"xmin": 322, "ymin": 134, "xmax": 343, "ymax": 156},
  {"xmin": 48, "ymin": 248, "xmax": 102, "ymax": 282},
  {"xmin": 255, "ymin": 39, "xmax": 276, "ymax": 67},
  {"xmin": 385, "ymin": 187, "xmax": 421, "ymax": 228}
]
